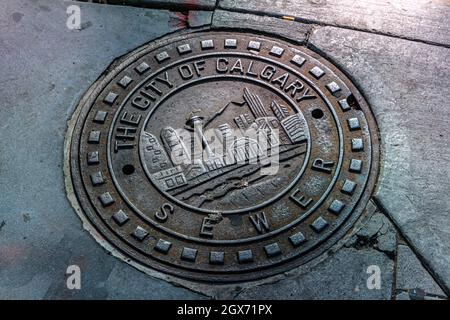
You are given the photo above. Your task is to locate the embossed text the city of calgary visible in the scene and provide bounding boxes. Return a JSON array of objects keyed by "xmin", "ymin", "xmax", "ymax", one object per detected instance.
[{"xmin": 113, "ymin": 56, "xmax": 317, "ymax": 154}]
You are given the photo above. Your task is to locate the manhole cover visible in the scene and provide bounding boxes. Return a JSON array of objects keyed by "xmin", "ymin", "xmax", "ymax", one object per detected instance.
[{"xmin": 66, "ymin": 31, "xmax": 379, "ymax": 282}]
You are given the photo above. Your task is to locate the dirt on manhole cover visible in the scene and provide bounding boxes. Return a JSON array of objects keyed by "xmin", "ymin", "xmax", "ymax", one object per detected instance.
[{"xmin": 65, "ymin": 30, "xmax": 379, "ymax": 282}]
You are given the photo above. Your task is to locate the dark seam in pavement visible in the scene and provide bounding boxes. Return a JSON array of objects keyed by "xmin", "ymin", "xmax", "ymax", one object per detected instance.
[
  {"xmin": 391, "ymin": 218, "xmax": 399, "ymax": 300},
  {"xmin": 372, "ymin": 197, "xmax": 450, "ymax": 296},
  {"xmin": 302, "ymin": 38, "xmax": 385, "ymax": 165},
  {"xmin": 395, "ymin": 288, "xmax": 448, "ymax": 300},
  {"xmin": 304, "ymin": 25, "xmax": 314, "ymax": 47},
  {"xmin": 62, "ymin": 1, "xmax": 446, "ymax": 298},
  {"xmin": 209, "ymin": 21, "xmax": 311, "ymax": 46},
  {"xmin": 211, "ymin": 7, "xmax": 217, "ymax": 27},
  {"xmin": 213, "ymin": 7, "xmax": 450, "ymax": 49},
  {"xmin": 173, "ymin": 284, "xmax": 212, "ymax": 299}
]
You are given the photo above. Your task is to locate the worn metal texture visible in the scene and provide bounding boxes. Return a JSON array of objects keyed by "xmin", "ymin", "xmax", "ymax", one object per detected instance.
[
  {"xmin": 67, "ymin": 30, "xmax": 380, "ymax": 282},
  {"xmin": 218, "ymin": 0, "xmax": 450, "ymax": 47}
]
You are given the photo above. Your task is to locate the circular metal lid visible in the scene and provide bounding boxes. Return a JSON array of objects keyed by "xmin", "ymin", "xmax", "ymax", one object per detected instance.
[{"xmin": 67, "ymin": 30, "xmax": 379, "ymax": 282}]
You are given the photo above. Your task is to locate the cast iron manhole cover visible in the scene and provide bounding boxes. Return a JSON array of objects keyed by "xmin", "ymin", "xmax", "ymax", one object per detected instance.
[{"xmin": 67, "ymin": 31, "xmax": 379, "ymax": 282}]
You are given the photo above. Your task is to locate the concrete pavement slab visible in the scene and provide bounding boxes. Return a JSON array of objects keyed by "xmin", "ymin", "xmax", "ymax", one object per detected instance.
[
  {"xmin": 0, "ymin": 0, "xmax": 205, "ymax": 299},
  {"xmin": 396, "ymin": 244, "xmax": 446, "ymax": 297},
  {"xmin": 308, "ymin": 26, "xmax": 450, "ymax": 294},
  {"xmin": 218, "ymin": 0, "xmax": 450, "ymax": 47}
]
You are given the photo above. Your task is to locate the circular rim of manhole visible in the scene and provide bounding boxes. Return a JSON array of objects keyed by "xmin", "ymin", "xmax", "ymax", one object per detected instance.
[{"xmin": 65, "ymin": 29, "xmax": 380, "ymax": 283}]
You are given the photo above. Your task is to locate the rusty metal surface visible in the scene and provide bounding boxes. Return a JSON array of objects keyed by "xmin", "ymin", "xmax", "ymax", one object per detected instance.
[{"xmin": 67, "ymin": 30, "xmax": 379, "ymax": 282}]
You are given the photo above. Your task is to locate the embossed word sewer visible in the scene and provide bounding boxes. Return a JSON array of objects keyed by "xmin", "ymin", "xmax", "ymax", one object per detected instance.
[{"xmin": 67, "ymin": 31, "xmax": 379, "ymax": 282}]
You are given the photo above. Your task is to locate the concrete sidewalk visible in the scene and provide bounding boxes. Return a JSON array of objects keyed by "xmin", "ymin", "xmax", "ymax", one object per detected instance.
[{"xmin": 0, "ymin": 0, "xmax": 448, "ymax": 299}]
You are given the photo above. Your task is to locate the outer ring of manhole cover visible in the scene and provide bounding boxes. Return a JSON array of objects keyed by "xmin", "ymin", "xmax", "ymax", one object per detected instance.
[{"xmin": 65, "ymin": 30, "xmax": 380, "ymax": 282}]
